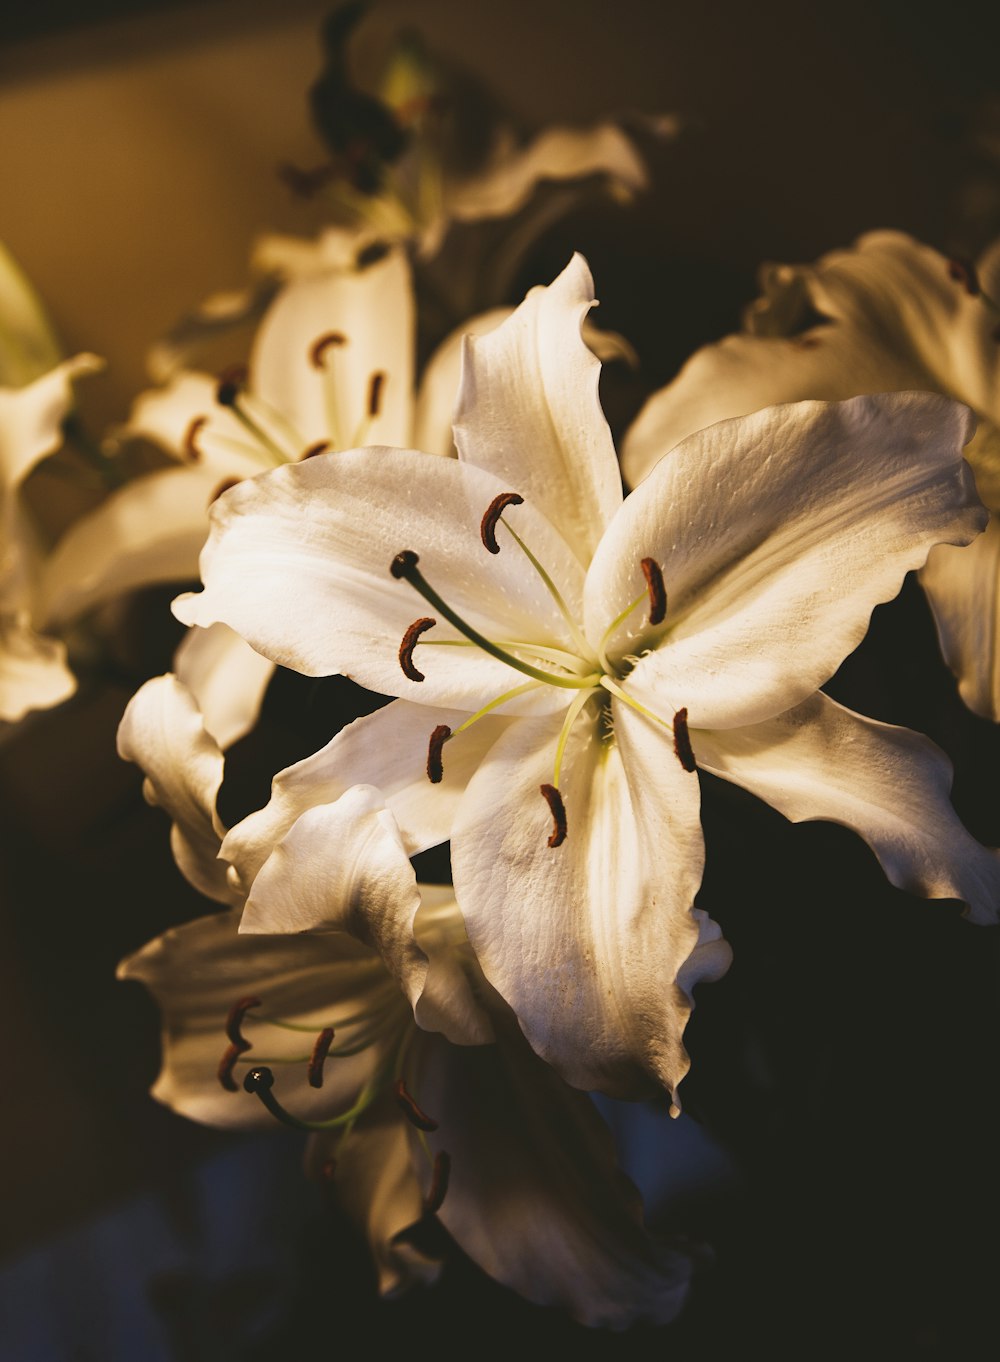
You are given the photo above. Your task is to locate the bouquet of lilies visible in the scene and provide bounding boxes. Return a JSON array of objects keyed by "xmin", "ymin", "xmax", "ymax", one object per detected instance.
[{"xmin": 4, "ymin": 3, "xmax": 998, "ymax": 1337}]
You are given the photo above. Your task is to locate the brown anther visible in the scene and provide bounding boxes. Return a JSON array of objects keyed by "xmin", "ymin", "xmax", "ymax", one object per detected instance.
[
  {"xmin": 301, "ymin": 439, "xmax": 332, "ymax": 461},
  {"xmin": 641, "ymin": 557, "xmax": 667, "ymax": 626},
  {"xmin": 208, "ymin": 477, "xmax": 242, "ymax": 507},
  {"xmin": 399, "ymin": 617, "xmax": 436, "ymax": 682},
  {"xmin": 309, "ymin": 331, "xmax": 348, "ymax": 369},
  {"xmin": 427, "ymin": 724, "xmax": 451, "ymax": 783},
  {"xmin": 672, "ymin": 707, "xmax": 697, "ymax": 773},
  {"xmin": 540, "ymin": 783, "xmax": 567, "ymax": 848},
  {"xmin": 367, "ymin": 371, "xmax": 386, "ymax": 418},
  {"xmin": 225, "ymin": 995, "xmax": 262, "ymax": 1048},
  {"xmin": 424, "ymin": 1151, "xmax": 451, "ymax": 1214},
  {"xmin": 390, "ymin": 549, "xmax": 420, "ymax": 580},
  {"xmin": 947, "ymin": 257, "xmax": 981, "ymax": 297},
  {"xmin": 277, "ymin": 161, "xmax": 336, "ymax": 199},
  {"xmin": 481, "ymin": 492, "xmax": 525, "ymax": 554},
  {"xmin": 792, "ymin": 335, "xmax": 821, "ymax": 349},
  {"xmin": 394, "ymin": 1077, "xmax": 439, "ymax": 1131},
  {"xmin": 217, "ymin": 1042, "xmax": 244, "ymax": 1092},
  {"xmin": 183, "ymin": 415, "xmax": 208, "ymax": 462},
  {"xmin": 215, "ymin": 364, "xmax": 248, "ymax": 407},
  {"xmin": 307, "ymin": 1027, "xmax": 336, "ymax": 1088}
]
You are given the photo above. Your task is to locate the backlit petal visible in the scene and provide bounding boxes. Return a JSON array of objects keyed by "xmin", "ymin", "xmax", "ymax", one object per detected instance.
[
  {"xmin": 174, "ymin": 623, "xmax": 273, "ymax": 749},
  {"xmin": 921, "ymin": 518, "xmax": 1000, "ymax": 722}
]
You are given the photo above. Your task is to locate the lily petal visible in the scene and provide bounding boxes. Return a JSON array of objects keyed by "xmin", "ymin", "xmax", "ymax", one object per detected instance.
[
  {"xmin": 241, "ymin": 787, "xmax": 492, "ymax": 1047},
  {"xmin": 622, "ymin": 230, "xmax": 1000, "ymax": 488},
  {"xmin": 37, "ymin": 454, "xmax": 261, "ymax": 629},
  {"xmin": 451, "ymin": 703, "xmax": 726, "ymax": 1100},
  {"xmin": 920, "ymin": 518, "xmax": 1000, "ymax": 722},
  {"xmin": 174, "ymin": 623, "xmax": 274, "ymax": 750},
  {"xmin": 222, "ymin": 699, "xmax": 509, "ymax": 889},
  {"xmin": 416, "ymin": 1015, "xmax": 693, "ymax": 1328},
  {"xmin": 119, "ymin": 908, "xmax": 397, "ymax": 1127},
  {"xmin": 117, "ymin": 674, "xmax": 237, "ymax": 905},
  {"xmin": 595, "ymin": 393, "xmax": 984, "ymax": 731},
  {"xmin": 411, "ymin": 306, "xmax": 512, "ymax": 458},
  {"xmin": 452, "ymin": 253, "xmax": 623, "ymax": 565},
  {"xmin": 305, "ymin": 1108, "xmax": 441, "ymax": 1297},
  {"xmin": 251, "ymin": 243, "xmax": 414, "ymax": 450},
  {"xmin": 694, "ymin": 691, "xmax": 1000, "ymax": 925},
  {"xmin": 174, "ymin": 448, "xmax": 584, "ymax": 712},
  {"xmin": 0, "ymin": 354, "xmax": 101, "ymax": 493},
  {"xmin": 0, "ymin": 615, "xmax": 74, "ymax": 721}
]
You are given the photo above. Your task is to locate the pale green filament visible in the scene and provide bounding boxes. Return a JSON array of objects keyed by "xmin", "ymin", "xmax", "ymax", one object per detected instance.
[
  {"xmin": 421, "ymin": 637, "xmax": 593, "ymax": 675},
  {"xmin": 599, "ymin": 674, "xmax": 676, "ymax": 732},
  {"xmin": 227, "ymin": 400, "xmax": 293, "ymax": 466},
  {"xmin": 500, "ymin": 518, "xmax": 599, "ymax": 667},
  {"xmin": 552, "ymin": 687, "xmax": 599, "ymax": 789},
  {"xmin": 596, "ymin": 590, "xmax": 647, "ymax": 674},
  {"xmin": 452, "ymin": 680, "xmax": 543, "ymax": 734}
]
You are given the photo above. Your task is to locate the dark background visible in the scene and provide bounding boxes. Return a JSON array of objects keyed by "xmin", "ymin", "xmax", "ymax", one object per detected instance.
[{"xmin": 1, "ymin": 1, "xmax": 999, "ymax": 1356}]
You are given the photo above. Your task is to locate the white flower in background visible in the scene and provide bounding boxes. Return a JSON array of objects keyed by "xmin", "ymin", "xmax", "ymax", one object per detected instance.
[
  {"xmin": 622, "ymin": 230, "xmax": 1000, "ymax": 722},
  {"xmin": 35, "ymin": 232, "xmax": 505, "ymax": 747},
  {"xmin": 0, "ymin": 353, "xmax": 102, "ymax": 723},
  {"xmin": 117, "ymin": 674, "xmax": 694, "ymax": 1327},
  {"xmin": 174, "ymin": 254, "xmax": 999, "ymax": 1110}
]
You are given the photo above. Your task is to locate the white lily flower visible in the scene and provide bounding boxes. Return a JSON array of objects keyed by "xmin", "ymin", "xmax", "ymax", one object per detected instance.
[
  {"xmin": 173, "ymin": 254, "xmax": 999, "ymax": 1107},
  {"xmin": 118, "ymin": 673, "xmax": 694, "ymax": 1327},
  {"xmin": 621, "ymin": 230, "xmax": 1000, "ymax": 721},
  {"xmin": 36, "ymin": 233, "xmax": 503, "ymax": 746},
  {"xmin": 0, "ymin": 353, "xmax": 102, "ymax": 722}
]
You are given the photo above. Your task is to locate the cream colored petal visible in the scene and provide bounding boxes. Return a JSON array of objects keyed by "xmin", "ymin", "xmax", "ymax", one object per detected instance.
[
  {"xmin": 0, "ymin": 614, "xmax": 74, "ymax": 721},
  {"xmin": 446, "ymin": 121, "xmax": 651, "ymax": 225},
  {"xmin": 452, "ymin": 254, "xmax": 623, "ymax": 565},
  {"xmin": 416, "ymin": 1017, "xmax": 693, "ymax": 1328},
  {"xmin": 451, "ymin": 704, "xmax": 727, "ymax": 1101},
  {"xmin": 595, "ymin": 393, "xmax": 984, "ymax": 731},
  {"xmin": 173, "ymin": 447, "xmax": 583, "ymax": 714},
  {"xmin": 241, "ymin": 787, "xmax": 492, "ymax": 1047},
  {"xmin": 221, "ymin": 699, "xmax": 509, "ymax": 891},
  {"xmin": 251, "ymin": 244, "xmax": 414, "ymax": 449},
  {"xmin": 117, "ymin": 674, "xmax": 237, "ymax": 905},
  {"xmin": 173, "ymin": 623, "xmax": 273, "ymax": 750},
  {"xmin": 119, "ymin": 908, "xmax": 397, "ymax": 1128},
  {"xmin": 124, "ymin": 371, "xmax": 258, "ymax": 467},
  {"xmin": 412, "ymin": 306, "xmax": 511, "ymax": 458},
  {"xmin": 921, "ymin": 517, "xmax": 1000, "ymax": 721},
  {"xmin": 694, "ymin": 692, "xmax": 1000, "ymax": 926},
  {"xmin": 0, "ymin": 238, "xmax": 63, "ymax": 388},
  {"xmin": 0, "ymin": 354, "xmax": 101, "ymax": 492}
]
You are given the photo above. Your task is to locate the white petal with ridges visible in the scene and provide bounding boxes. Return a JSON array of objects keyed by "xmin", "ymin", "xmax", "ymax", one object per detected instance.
[{"xmin": 921, "ymin": 519, "xmax": 1000, "ymax": 722}]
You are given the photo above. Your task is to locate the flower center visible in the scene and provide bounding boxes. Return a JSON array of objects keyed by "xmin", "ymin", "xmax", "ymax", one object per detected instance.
[{"xmin": 390, "ymin": 491, "xmax": 697, "ymax": 845}]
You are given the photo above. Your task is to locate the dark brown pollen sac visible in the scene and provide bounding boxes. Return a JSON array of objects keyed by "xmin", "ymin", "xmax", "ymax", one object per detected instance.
[
  {"xmin": 390, "ymin": 549, "xmax": 420, "ymax": 580},
  {"xmin": 427, "ymin": 724, "xmax": 451, "ymax": 783},
  {"xmin": 215, "ymin": 364, "xmax": 248, "ymax": 407},
  {"xmin": 309, "ymin": 331, "xmax": 348, "ymax": 369},
  {"xmin": 540, "ymin": 783, "xmax": 567, "ymax": 848},
  {"xmin": 399, "ymin": 616, "xmax": 436, "ymax": 682},
  {"xmin": 225, "ymin": 994, "xmax": 262, "ymax": 1048},
  {"xmin": 424, "ymin": 1151, "xmax": 451, "ymax": 1214},
  {"xmin": 183, "ymin": 415, "xmax": 208, "ymax": 462},
  {"xmin": 481, "ymin": 491, "xmax": 525, "ymax": 554},
  {"xmin": 947, "ymin": 257, "xmax": 981, "ymax": 297},
  {"xmin": 301, "ymin": 439, "xmax": 332, "ymax": 461},
  {"xmin": 307, "ymin": 1027, "xmax": 336, "ymax": 1088},
  {"xmin": 394, "ymin": 1077, "xmax": 439, "ymax": 1131},
  {"xmin": 367, "ymin": 370, "xmax": 386, "ymax": 418},
  {"xmin": 217, "ymin": 1042, "xmax": 244, "ymax": 1092},
  {"xmin": 672, "ymin": 707, "xmax": 697, "ymax": 773},
  {"xmin": 641, "ymin": 557, "xmax": 667, "ymax": 626}
]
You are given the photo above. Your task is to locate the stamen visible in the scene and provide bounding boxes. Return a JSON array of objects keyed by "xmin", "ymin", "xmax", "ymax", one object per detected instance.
[
  {"xmin": 672, "ymin": 707, "xmax": 697, "ymax": 773},
  {"xmin": 301, "ymin": 440, "xmax": 332, "ymax": 460},
  {"xmin": 399, "ymin": 616, "xmax": 436, "ymax": 681},
  {"xmin": 309, "ymin": 332, "xmax": 348, "ymax": 369},
  {"xmin": 481, "ymin": 492, "xmax": 525, "ymax": 554},
  {"xmin": 540, "ymin": 783, "xmax": 567, "ymax": 848},
  {"xmin": 424, "ymin": 1151, "xmax": 451, "ymax": 1214},
  {"xmin": 208, "ymin": 477, "xmax": 242, "ymax": 507},
  {"xmin": 390, "ymin": 551, "xmax": 601, "ymax": 690},
  {"xmin": 243, "ymin": 1065, "xmax": 380, "ymax": 1133},
  {"xmin": 641, "ymin": 558, "xmax": 667, "ymax": 626},
  {"xmin": 427, "ymin": 724, "xmax": 451, "ymax": 783},
  {"xmin": 226, "ymin": 995, "xmax": 262, "ymax": 1048},
  {"xmin": 368, "ymin": 371, "xmax": 386, "ymax": 418},
  {"xmin": 183, "ymin": 416, "xmax": 207, "ymax": 462},
  {"xmin": 218, "ymin": 1043, "xmax": 244, "ymax": 1092},
  {"xmin": 947, "ymin": 258, "xmax": 981, "ymax": 297},
  {"xmin": 307, "ymin": 1027, "xmax": 336, "ymax": 1088},
  {"xmin": 394, "ymin": 1077, "xmax": 439, "ymax": 1131},
  {"xmin": 215, "ymin": 364, "xmax": 249, "ymax": 408}
]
